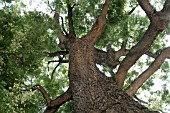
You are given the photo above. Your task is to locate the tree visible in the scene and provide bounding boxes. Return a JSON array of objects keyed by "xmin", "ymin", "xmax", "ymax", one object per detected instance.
[{"xmin": 0, "ymin": 0, "xmax": 170, "ymax": 113}]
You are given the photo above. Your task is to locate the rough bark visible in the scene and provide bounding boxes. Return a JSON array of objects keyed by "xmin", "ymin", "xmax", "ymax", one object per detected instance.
[{"xmin": 68, "ymin": 38, "xmax": 158, "ymax": 113}]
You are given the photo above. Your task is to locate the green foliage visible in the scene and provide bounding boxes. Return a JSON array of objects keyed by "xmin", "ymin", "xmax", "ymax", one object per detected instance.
[
  {"xmin": 0, "ymin": 9, "xmax": 56, "ymax": 89},
  {"xmin": 0, "ymin": 3, "xmax": 64, "ymax": 112},
  {"xmin": 1, "ymin": 0, "xmax": 14, "ymax": 3}
]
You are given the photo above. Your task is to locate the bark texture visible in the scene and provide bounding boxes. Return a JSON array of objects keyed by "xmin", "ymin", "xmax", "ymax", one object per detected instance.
[{"xmin": 68, "ymin": 38, "xmax": 158, "ymax": 113}]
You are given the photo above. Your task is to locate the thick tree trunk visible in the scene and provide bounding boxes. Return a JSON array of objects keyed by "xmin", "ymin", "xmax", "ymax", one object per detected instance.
[{"xmin": 68, "ymin": 38, "xmax": 157, "ymax": 113}]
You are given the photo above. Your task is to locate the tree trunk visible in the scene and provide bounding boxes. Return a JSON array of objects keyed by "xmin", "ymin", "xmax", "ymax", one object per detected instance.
[{"xmin": 68, "ymin": 38, "xmax": 157, "ymax": 113}]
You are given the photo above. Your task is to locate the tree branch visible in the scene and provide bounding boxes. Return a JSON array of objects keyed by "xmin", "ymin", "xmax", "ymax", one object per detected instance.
[
  {"xmin": 162, "ymin": 0, "xmax": 170, "ymax": 14},
  {"xmin": 114, "ymin": 1, "xmax": 170, "ymax": 89},
  {"xmin": 54, "ymin": 12, "xmax": 67, "ymax": 43},
  {"xmin": 161, "ymin": 0, "xmax": 170, "ymax": 21},
  {"xmin": 50, "ymin": 56, "xmax": 65, "ymax": 80},
  {"xmin": 48, "ymin": 60, "xmax": 69, "ymax": 65},
  {"xmin": 94, "ymin": 41, "xmax": 129, "ymax": 69},
  {"xmin": 145, "ymin": 50, "xmax": 162, "ymax": 59},
  {"xmin": 86, "ymin": 0, "xmax": 111, "ymax": 44},
  {"xmin": 67, "ymin": 4, "xmax": 76, "ymax": 37},
  {"xmin": 44, "ymin": 88, "xmax": 72, "ymax": 113},
  {"xmin": 43, "ymin": 51, "xmax": 69, "ymax": 57},
  {"xmin": 60, "ymin": 16, "xmax": 68, "ymax": 35},
  {"xmin": 31, "ymin": 85, "xmax": 51, "ymax": 106},
  {"xmin": 47, "ymin": 1, "xmax": 55, "ymax": 13},
  {"xmin": 128, "ymin": 4, "xmax": 138, "ymax": 15},
  {"xmin": 94, "ymin": 49, "xmax": 120, "ymax": 68},
  {"xmin": 137, "ymin": 0, "xmax": 155, "ymax": 20},
  {"xmin": 125, "ymin": 47, "xmax": 170, "ymax": 96},
  {"xmin": 115, "ymin": 40, "xmax": 129, "ymax": 60},
  {"xmin": 31, "ymin": 85, "xmax": 72, "ymax": 113},
  {"xmin": 134, "ymin": 95, "xmax": 148, "ymax": 104},
  {"xmin": 115, "ymin": 10, "xmax": 169, "ymax": 90}
]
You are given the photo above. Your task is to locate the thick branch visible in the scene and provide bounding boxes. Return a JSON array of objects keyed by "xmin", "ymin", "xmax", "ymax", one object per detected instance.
[
  {"xmin": 137, "ymin": 0, "xmax": 155, "ymax": 20},
  {"xmin": 117, "ymin": 21, "xmax": 170, "ymax": 90},
  {"xmin": 125, "ymin": 47, "xmax": 170, "ymax": 96},
  {"xmin": 162, "ymin": 0, "xmax": 170, "ymax": 14},
  {"xmin": 49, "ymin": 88, "xmax": 72, "ymax": 108},
  {"xmin": 31, "ymin": 85, "xmax": 72, "ymax": 113},
  {"xmin": 94, "ymin": 43, "xmax": 129, "ymax": 68},
  {"xmin": 115, "ymin": 1, "xmax": 170, "ymax": 89},
  {"xmin": 44, "ymin": 88, "xmax": 72, "ymax": 113},
  {"xmin": 95, "ymin": 49, "xmax": 119, "ymax": 68},
  {"xmin": 86, "ymin": 0, "xmax": 111, "ymax": 44},
  {"xmin": 115, "ymin": 24, "xmax": 160, "ymax": 89},
  {"xmin": 161, "ymin": 0, "xmax": 170, "ymax": 20},
  {"xmin": 67, "ymin": 4, "xmax": 76, "ymax": 37}
]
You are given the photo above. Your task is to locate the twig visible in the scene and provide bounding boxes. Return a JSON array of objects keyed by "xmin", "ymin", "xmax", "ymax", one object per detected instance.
[
  {"xmin": 50, "ymin": 56, "xmax": 65, "ymax": 80},
  {"xmin": 60, "ymin": 16, "xmax": 68, "ymax": 35},
  {"xmin": 47, "ymin": 0, "xmax": 55, "ymax": 13},
  {"xmin": 134, "ymin": 95, "xmax": 148, "ymax": 104},
  {"xmin": 128, "ymin": 4, "xmax": 138, "ymax": 15}
]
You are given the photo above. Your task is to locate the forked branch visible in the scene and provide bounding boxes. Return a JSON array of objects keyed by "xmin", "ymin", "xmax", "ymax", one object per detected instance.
[
  {"xmin": 125, "ymin": 47, "xmax": 170, "ymax": 96},
  {"xmin": 50, "ymin": 56, "xmax": 65, "ymax": 80},
  {"xmin": 115, "ymin": 0, "xmax": 169, "ymax": 90},
  {"xmin": 60, "ymin": 16, "xmax": 68, "ymax": 35},
  {"xmin": 54, "ymin": 12, "xmax": 67, "ymax": 43}
]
